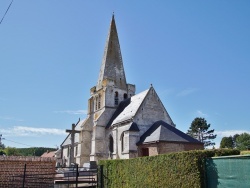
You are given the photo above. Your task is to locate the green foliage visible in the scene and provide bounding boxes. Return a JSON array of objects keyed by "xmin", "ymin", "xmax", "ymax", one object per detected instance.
[
  {"xmin": 220, "ymin": 136, "xmax": 233, "ymax": 148},
  {"xmin": 4, "ymin": 147, "xmax": 20, "ymax": 156},
  {"xmin": 17, "ymin": 147, "xmax": 56, "ymax": 156},
  {"xmin": 187, "ymin": 117, "xmax": 216, "ymax": 147},
  {"xmin": 236, "ymin": 133, "xmax": 250, "ymax": 150},
  {"xmin": 0, "ymin": 149, "xmax": 6, "ymax": 155},
  {"xmin": 240, "ymin": 150, "xmax": 250, "ymax": 155},
  {"xmin": 0, "ymin": 143, "xmax": 5, "ymax": 149},
  {"xmin": 98, "ymin": 149, "xmax": 239, "ymax": 188},
  {"xmin": 2, "ymin": 147, "xmax": 56, "ymax": 156},
  {"xmin": 220, "ymin": 133, "xmax": 250, "ymax": 151}
]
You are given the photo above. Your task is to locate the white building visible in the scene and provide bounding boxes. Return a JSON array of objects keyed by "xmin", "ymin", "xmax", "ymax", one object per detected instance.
[{"xmin": 60, "ymin": 15, "xmax": 203, "ymax": 167}]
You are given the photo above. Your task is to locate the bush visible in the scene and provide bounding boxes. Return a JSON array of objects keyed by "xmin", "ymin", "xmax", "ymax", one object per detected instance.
[
  {"xmin": 98, "ymin": 149, "xmax": 240, "ymax": 188},
  {"xmin": 240, "ymin": 150, "xmax": 250, "ymax": 155}
]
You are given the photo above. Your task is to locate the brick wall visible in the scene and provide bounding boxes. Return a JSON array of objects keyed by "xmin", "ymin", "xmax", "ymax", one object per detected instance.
[
  {"xmin": 138, "ymin": 142, "xmax": 204, "ymax": 157},
  {"xmin": 0, "ymin": 156, "xmax": 56, "ymax": 187}
]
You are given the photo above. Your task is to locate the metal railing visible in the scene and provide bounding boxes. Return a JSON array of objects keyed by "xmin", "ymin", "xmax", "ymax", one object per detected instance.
[{"xmin": 5, "ymin": 164, "xmax": 98, "ymax": 188}]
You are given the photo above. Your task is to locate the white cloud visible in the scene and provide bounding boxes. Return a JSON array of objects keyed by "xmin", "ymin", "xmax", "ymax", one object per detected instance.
[
  {"xmin": 0, "ymin": 116, "xmax": 24, "ymax": 122},
  {"xmin": 177, "ymin": 88, "xmax": 198, "ymax": 97},
  {"xmin": 54, "ymin": 110, "xmax": 87, "ymax": 115},
  {"xmin": 215, "ymin": 130, "xmax": 250, "ymax": 137},
  {"xmin": 196, "ymin": 110, "xmax": 208, "ymax": 117},
  {"xmin": 0, "ymin": 126, "xmax": 67, "ymax": 137}
]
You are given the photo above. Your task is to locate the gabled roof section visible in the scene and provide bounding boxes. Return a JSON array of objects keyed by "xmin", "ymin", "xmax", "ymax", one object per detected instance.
[
  {"xmin": 110, "ymin": 89, "xmax": 149, "ymax": 126},
  {"xmin": 128, "ymin": 122, "xmax": 140, "ymax": 132},
  {"xmin": 137, "ymin": 120, "xmax": 202, "ymax": 145},
  {"xmin": 106, "ymin": 98, "xmax": 131, "ymax": 128},
  {"xmin": 41, "ymin": 151, "xmax": 56, "ymax": 158},
  {"xmin": 96, "ymin": 14, "xmax": 127, "ymax": 91}
]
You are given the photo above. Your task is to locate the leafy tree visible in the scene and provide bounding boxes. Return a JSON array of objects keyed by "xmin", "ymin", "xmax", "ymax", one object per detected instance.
[
  {"xmin": 233, "ymin": 134, "xmax": 240, "ymax": 148},
  {"xmin": 235, "ymin": 133, "xmax": 250, "ymax": 150},
  {"xmin": 187, "ymin": 117, "xmax": 217, "ymax": 147},
  {"xmin": 220, "ymin": 136, "xmax": 233, "ymax": 148},
  {"xmin": 0, "ymin": 150, "xmax": 6, "ymax": 155},
  {"xmin": 4, "ymin": 147, "xmax": 20, "ymax": 156},
  {"xmin": 0, "ymin": 143, "xmax": 5, "ymax": 149},
  {"xmin": 16, "ymin": 147, "xmax": 57, "ymax": 156}
]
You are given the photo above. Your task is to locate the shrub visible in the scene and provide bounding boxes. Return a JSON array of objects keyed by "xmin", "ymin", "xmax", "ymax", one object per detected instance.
[{"xmin": 98, "ymin": 149, "xmax": 240, "ymax": 188}]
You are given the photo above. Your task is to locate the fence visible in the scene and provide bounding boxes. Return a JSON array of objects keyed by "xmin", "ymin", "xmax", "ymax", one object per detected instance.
[
  {"xmin": 54, "ymin": 165, "xmax": 97, "ymax": 187},
  {"xmin": 0, "ymin": 156, "xmax": 98, "ymax": 187},
  {"xmin": 206, "ymin": 155, "xmax": 250, "ymax": 188}
]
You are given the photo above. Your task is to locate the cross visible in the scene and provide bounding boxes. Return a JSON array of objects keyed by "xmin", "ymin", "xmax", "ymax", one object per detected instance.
[{"xmin": 66, "ymin": 124, "xmax": 81, "ymax": 166}]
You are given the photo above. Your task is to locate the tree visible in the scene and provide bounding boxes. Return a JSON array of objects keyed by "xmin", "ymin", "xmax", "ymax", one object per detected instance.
[
  {"xmin": 235, "ymin": 133, "xmax": 250, "ymax": 150},
  {"xmin": 233, "ymin": 134, "xmax": 240, "ymax": 148},
  {"xmin": 4, "ymin": 147, "xmax": 20, "ymax": 156},
  {"xmin": 220, "ymin": 136, "xmax": 233, "ymax": 148},
  {"xmin": 187, "ymin": 117, "xmax": 217, "ymax": 148},
  {"xmin": 0, "ymin": 150, "xmax": 6, "ymax": 155},
  {"xmin": 0, "ymin": 143, "xmax": 5, "ymax": 149}
]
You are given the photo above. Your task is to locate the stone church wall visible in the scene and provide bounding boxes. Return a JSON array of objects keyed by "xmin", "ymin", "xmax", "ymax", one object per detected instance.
[{"xmin": 135, "ymin": 88, "xmax": 174, "ymax": 138}]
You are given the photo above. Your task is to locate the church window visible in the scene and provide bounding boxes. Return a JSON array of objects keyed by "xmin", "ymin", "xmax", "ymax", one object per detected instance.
[
  {"xmin": 98, "ymin": 95, "xmax": 101, "ymax": 109},
  {"xmin": 109, "ymin": 135, "xmax": 114, "ymax": 154},
  {"xmin": 95, "ymin": 97, "xmax": 98, "ymax": 110},
  {"xmin": 67, "ymin": 147, "xmax": 70, "ymax": 157},
  {"xmin": 121, "ymin": 132, "xmax": 125, "ymax": 152},
  {"xmin": 115, "ymin": 91, "xmax": 119, "ymax": 105},
  {"xmin": 123, "ymin": 93, "xmax": 127, "ymax": 100}
]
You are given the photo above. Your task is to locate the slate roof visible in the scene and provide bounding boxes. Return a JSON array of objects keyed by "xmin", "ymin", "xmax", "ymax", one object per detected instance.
[
  {"xmin": 106, "ymin": 89, "xmax": 149, "ymax": 129},
  {"xmin": 61, "ymin": 119, "xmax": 83, "ymax": 147},
  {"xmin": 128, "ymin": 122, "xmax": 140, "ymax": 132},
  {"xmin": 137, "ymin": 120, "xmax": 202, "ymax": 145}
]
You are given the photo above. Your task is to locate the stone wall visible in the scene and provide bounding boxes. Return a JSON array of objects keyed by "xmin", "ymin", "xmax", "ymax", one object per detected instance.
[{"xmin": 0, "ymin": 156, "xmax": 56, "ymax": 187}]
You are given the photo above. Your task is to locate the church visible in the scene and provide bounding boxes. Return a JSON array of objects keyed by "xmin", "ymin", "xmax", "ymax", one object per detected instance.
[{"xmin": 60, "ymin": 15, "xmax": 203, "ymax": 167}]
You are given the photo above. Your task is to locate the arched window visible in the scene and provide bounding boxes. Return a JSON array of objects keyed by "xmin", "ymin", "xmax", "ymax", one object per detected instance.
[
  {"xmin": 95, "ymin": 97, "xmax": 98, "ymax": 110},
  {"xmin": 114, "ymin": 91, "xmax": 119, "ymax": 105},
  {"xmin": 123, "ymin": 93, "xmax": 128, "ymax": 100},
  {"xmin": 109, "ymin": 135, "xmax": 114, "ymax": 155},
  {"xmin": 121, "ymin": 132, "xmax": 125, "ymax": 152},
  {"xmin": 98, "ymin": 95, "xmax": 101, "ymax": 109}
]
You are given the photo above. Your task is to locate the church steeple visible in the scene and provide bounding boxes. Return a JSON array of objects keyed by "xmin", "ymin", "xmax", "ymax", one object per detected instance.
[{"xmin": 96, "ymin": 14, "xmax": 127, "ymax": 91}]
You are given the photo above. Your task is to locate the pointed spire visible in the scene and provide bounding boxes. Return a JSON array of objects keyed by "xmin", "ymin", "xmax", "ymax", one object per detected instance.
[{"xmin": 96, "ymin": 14, "xmax": 127, "ymax": 90}]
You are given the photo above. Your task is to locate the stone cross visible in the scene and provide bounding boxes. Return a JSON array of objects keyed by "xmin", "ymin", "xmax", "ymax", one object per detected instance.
[{"xmin": 66, "ymin": 124, "xmax": 80, "ymax": 166}]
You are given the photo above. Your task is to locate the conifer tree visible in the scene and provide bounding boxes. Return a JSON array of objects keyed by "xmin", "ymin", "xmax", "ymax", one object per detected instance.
[{"xmin": 187, "ymin": 117, "xmax": 217, "ymax": 147}]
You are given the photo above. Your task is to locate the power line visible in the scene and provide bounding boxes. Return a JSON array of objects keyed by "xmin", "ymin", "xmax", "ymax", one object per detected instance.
[
  {"xmin": 0, "ymin": 0, "xmax": 14, "ymax": 25},
  {"xmin": 3, "ymin": 138, "xmax": 35, "ymax": 147}
]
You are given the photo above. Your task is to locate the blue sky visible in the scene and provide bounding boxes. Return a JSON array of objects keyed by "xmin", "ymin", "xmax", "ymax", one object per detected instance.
[{"xmin": 0, "ymin": 1, "xmax": 249, "ymax": 149}]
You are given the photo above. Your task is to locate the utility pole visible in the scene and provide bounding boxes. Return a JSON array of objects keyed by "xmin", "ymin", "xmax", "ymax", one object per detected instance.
[
  {"xmin": 0, "ymin": 134, "xmax": 4, "ymax": 149},
  {"xmin": 66, "ymin": 124, "xmax": 80, "ymax": 166}
]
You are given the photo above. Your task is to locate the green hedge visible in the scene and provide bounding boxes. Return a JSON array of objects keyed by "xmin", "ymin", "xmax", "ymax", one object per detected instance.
[{"xmin": 98, "ymin": 149, "xmax": 240, "ymax": 188}]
